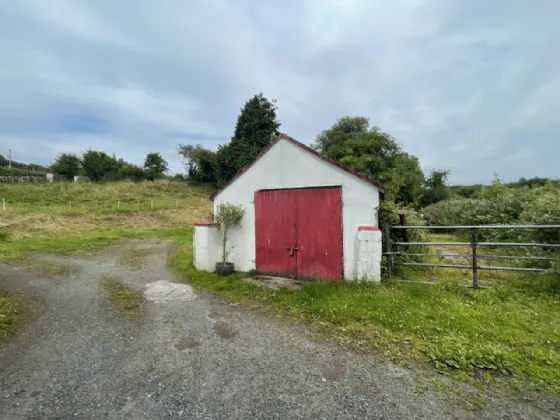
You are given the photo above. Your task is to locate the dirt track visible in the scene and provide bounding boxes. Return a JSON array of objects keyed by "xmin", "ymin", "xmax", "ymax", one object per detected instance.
[{"xmin": 0, "ymin": 239, "xmax": 557, "ymax": 419}]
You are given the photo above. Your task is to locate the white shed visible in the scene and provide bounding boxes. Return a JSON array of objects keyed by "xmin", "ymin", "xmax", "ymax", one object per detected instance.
[{"xmin": 194, "ymin": 134, "xmax": 384, "ymax": 281}]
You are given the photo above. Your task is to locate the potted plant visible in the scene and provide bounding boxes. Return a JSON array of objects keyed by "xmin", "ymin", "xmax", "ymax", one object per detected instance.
[{"xmin": 214, "ymin": 202, "xmax": 245, "ymax": 276}]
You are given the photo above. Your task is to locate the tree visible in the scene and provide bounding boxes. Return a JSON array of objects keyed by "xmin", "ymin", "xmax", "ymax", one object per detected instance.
[
  {"xmin": 144, "ymin": 152, "xmax": 168, "ymax": 181},
  {"xmin": 419, "ymin": 169, "xmax": 451, "ymax": 207},
  {"xmin": 177, "ymin": 145, "xmax": 218, "ymax": 184},
  {"xmin": 51, "ymin": 153, "xmax": 81, "ymax": 180},
  {"xmin": 313, "ymin": 116, "xmax": 370, "ymax": 153},
  {"xmin": 214, "ymin": 203, "xmax": 245, "ymax": 267},
  {"xmin": 178, "ymin": 93, "xmax": 281, "ymax": 187},
  {"xmin": 216, "ymin": 93, "xmax": 280, "ymax": 184},
  {"xmin": 81, "ymin": 150, "xmax": 118, "ymax": 182},
  {"xmin": 314, "ymin": 117, "xmax": 424, "ymax": 205},
  {"xmin": 116, "ymin": 159, "xmax": 145, "ymax": 181}
]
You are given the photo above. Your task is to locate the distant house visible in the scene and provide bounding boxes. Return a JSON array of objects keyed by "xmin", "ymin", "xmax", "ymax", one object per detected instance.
[{"xmin": 195, "ymin": 134, "xmax": 384, "ymax": 281}]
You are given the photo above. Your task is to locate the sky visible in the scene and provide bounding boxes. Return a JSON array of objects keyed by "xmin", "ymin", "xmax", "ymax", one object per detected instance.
[{"xmin": 0, "ymin": 0, "xmax": 558, "ymax": 185}]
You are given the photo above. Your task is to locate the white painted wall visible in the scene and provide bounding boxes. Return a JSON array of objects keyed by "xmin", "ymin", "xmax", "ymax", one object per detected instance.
[
  {"xmin": 213, "ymin": 138, "xmax": 380, "ymax": 280},
  {"xmin": 193, "ymin": 224, "xmax": 219, "ymax": 271},
  {"xmin": 356, "ymin": 228, "xmax": 382, "ymax": 281}
]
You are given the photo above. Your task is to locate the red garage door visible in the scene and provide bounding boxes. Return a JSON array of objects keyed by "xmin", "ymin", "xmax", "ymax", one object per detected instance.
[{"xmin": 254, "ymin": 187, "xmax": 342, "ymax": 280}]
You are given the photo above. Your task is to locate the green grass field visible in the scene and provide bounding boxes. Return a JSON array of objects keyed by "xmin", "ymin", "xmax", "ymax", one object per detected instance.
[
  {"xmin": 0, "ymin": 181, "xmax": 559, "ymax": 393},
  {"xmin": 0, "ymin": 180, "xmax": 213, "ymax": 240}
]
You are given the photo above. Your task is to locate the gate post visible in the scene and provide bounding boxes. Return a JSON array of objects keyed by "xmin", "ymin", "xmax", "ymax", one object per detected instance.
[
  {"xmin": 471, "ymin": 228, "xmax": 478, "ymax": 288},
  {"xmin": 384, "ymin": 225, "xmax": 392, "ymax": 279}
]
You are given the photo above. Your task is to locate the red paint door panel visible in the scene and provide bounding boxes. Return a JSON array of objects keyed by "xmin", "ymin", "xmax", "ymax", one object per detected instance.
[
  {"xmin": 255, "ymin": 189, "xmax": 297, "ymax": 277},
  {"xmin": 255, "ymin": 187, "xmax": 342, "ymax": 280},
  {"xmin": 294, "ymin": 187, "xmax": 342, "ymax": 280}
]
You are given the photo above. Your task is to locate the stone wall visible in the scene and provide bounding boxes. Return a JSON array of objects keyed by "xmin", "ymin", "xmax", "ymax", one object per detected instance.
[{"xmin": 0, "ymin": 175, "xmax": 47, "ymax": 182}]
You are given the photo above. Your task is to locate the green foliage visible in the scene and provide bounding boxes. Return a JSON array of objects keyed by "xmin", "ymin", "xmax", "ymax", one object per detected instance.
[
  {"xmin": 423, "ymin": 181, "xmax": 560, "ymax": 272},
  {"xmin": 81, "ymin": 150, "xmax": 118, "ymax": 181},
  {"xmin": 379, "ymin": 201, "xmax": 430, "ymax": 275},
  {"xmin": 313, "ymin": 117, "xmax": 424, "ymax": 205},
  {"xmin": 0, "ymin": 155, "xmax": 48, "ymax": 172},
  {"xmin": 506, "ymin": 177, "xmax": 557, "ymax": 189},
  {"xmin": 216, "ymin": 93, "xmax": 280, "ymax": 185},
  {"xmin": 143, "ymin": 152, "xmax": 168, "ymax": 181},
  {"xmin": 0, "ymin": 166, "xmax": 46, "ymax": 177},
  {"xmin": 518, "ymin": 187, "xmax": 560, "ymax": 244},
  {"xmin": 214, "ymin": 202, "xmax": 245, "ymax": 265},
  {"xmin": 449, "ymin": 184, "xmax": 483, "ymax": 198},
  {"xmin": 419, "ymin": 169, "xmax": 451, "ymax": 207},
  {"xmin": 177, "ymin": 144, "xmax": 218, "ymax": 184},
  {"xmin": 179, "ymin": 93, "xmax": 280, "ymax": 187},
  {"xmin": 115, "ymin": 159, "xmax": 145, "ymax": 181},
  {"xmin": 51, "ymin": 153, "xmax": 81, "ymax": 180}
]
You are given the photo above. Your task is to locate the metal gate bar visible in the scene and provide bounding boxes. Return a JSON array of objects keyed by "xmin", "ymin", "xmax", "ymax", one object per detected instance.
[{"xmin": 383, "ymin": 224, "xmax": 560, "ymax": 288}]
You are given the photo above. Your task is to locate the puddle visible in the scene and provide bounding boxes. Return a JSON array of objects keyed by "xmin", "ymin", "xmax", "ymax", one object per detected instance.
[{"xmin": 213, "ymin": 321, "xmax": 237, "ymax": 339}]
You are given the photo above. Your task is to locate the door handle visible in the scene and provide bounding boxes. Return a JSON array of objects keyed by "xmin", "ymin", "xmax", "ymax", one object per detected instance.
[{"xmin": 286, "ymin": 247, "xmax": 299, "ymax": 256}]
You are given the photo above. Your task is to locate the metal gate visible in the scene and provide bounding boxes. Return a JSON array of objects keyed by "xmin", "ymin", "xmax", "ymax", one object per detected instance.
[{"xmin": 383, "ymin": 224, "xmax": 560, "ymax": 287}]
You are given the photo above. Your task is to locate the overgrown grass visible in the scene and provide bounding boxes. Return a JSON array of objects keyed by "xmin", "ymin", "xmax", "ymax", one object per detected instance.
[
  {"xmin": 0, "ymin": 290, "xmax": 22, "ymax": 342},
  {"xmin": 99, "ymin": 276, "xmax": 143, "ymax": 317},
  {"xmin": 170, "ymin": 236, "xmax": 560, "ymax": 392},
  {"xmin": 0, "ymin": 180, "xmax": 213, "ymax": 239}
]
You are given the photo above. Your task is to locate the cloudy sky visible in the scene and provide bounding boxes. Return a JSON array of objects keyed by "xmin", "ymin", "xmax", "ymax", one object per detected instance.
[{"xmin": 0, "ymin": 0, "xmax": 558, "ymax": 184}]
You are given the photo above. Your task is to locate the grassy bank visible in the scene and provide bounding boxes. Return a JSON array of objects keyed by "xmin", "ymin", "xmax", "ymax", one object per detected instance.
[{"xmin": 0, "ymin": 180, "xmax": 213, "ymax": 240}]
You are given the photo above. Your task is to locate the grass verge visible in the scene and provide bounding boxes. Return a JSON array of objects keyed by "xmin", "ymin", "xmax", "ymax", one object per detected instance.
[
  {"xmin": 170, "ymin": 235, "xmax": 560, "ymax": 393},
  {"xmin": 0, "ymin": 290, "xmax": 23, "ymax": 342},
  {"xmin": 99, "ymin": 276, "xmax": 143, "ymax": 317}
]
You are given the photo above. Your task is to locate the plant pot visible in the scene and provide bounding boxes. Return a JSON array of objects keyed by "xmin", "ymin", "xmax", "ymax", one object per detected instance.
[{"xmin": 215, "ymin": 262, "xmax": 235, "ymax": 276}]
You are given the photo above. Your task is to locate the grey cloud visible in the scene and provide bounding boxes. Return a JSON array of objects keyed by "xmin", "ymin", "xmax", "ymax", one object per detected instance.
[{"xmin": 0, "ymin": 0, "xmax": 558, "ymax": 182}]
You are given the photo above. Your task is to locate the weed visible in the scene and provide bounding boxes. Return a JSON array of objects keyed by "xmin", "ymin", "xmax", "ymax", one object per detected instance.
[
  {"xmin": 0, "ymin": 290, "xmax": 22, "ymax": 342},
  {"xmin": 117, "ymin": 248, "xmax": 154, "ymax": 269},
  {"xmin": 99, "ymin": 276, "xmax": 143, "ymax": 317}
]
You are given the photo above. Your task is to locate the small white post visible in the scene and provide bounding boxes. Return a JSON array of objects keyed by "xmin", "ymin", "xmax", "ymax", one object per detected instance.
[
  {"xmin": 69, "ymin": 201, "xmax": 72, "ymax": 210},
  {"xmin": 2, "ymin": 198, "xmax": 5, "ymax": 211},
  {"xmin": 150, "ymin": 200, "xmax": 153, "ymax": 210},
  {"xmin": 117, "ymin": 200, "xmax": 120, "ymax": 209}
]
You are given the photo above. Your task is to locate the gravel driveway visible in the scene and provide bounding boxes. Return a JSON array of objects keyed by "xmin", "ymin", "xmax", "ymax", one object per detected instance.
[{"xmin": 0, "ymin": 239, "xmax": 556, "ymax": 419}]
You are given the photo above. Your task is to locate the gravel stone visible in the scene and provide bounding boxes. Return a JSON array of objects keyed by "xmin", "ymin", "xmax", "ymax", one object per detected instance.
[{"xmin": 0, "ymin": 238, "xmax": 557, "ymax": 419}]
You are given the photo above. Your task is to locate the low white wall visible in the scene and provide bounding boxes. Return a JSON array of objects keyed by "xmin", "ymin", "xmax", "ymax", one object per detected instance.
[
  {"xmin": 193, "ymin": 223, "xmax": 219, "ymax": 272},
  {"xmin": 355, "ymin": 226, "xmax": 382, "ymax": 282}
]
